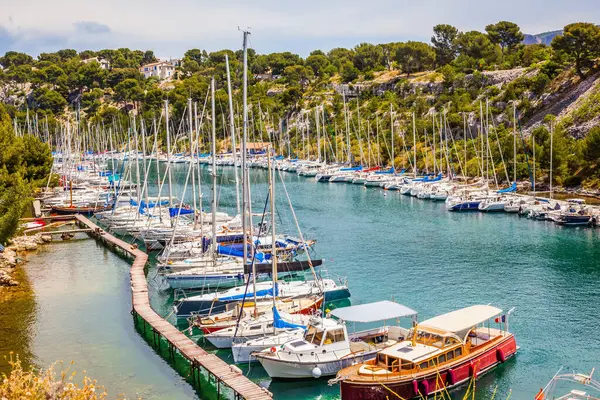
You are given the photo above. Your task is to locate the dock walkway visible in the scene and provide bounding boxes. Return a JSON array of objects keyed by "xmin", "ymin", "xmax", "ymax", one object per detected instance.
[{"xmin": 73, "ymin": 215, "xmax": 272, "ymax": 400}]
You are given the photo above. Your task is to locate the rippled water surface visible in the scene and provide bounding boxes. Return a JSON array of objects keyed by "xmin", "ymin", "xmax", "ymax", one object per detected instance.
[{"xmin": 4, "ymin": 163, "xmax": 600, "ymax": 400}]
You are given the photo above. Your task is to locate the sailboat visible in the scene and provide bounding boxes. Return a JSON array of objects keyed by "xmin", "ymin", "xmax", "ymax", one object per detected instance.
[{"xmin": 253, "ymin": 301, "xmax": 417, "ymax": 377}]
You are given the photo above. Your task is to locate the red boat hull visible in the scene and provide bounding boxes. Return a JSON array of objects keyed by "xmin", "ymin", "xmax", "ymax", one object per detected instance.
[{"xmin": 340, "ymin": 335, "xmax": 517, "ymax": 400}]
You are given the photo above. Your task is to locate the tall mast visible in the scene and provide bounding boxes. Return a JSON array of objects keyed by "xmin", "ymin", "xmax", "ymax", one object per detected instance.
[
  {"xmin": 344, "ymin": 92, "xmax": 351, "ymax": 164},
  {"xmin": 390, "ymin": 104, "xmax": 394, "ymax": 171},
  {"xmin": 225, "ymin": 54, "xmax": 241, "ymax": 216},
  {"xmin": 132, "ymin": 116, "xmax": 142, "ymax": 205},
  {"xmin": 412, "ymin": 112, "xmax": 417, "ymax": 176},
  {"xmin": 164, "ymin": 100, "xmax": 173, "ymax": 207},
  {"xmin": 549, "ymin": 120, "xmax": 553, "ymax": 200},
  {"xmin": 532, "ymin": 133, "xmax": 536, "ymax": 193},
  {"xmin": 210, "ymin": 78, "xmax": 217, "ymax": 259},
  {"xmin": 513, "ymin": 102, "xmax": 517, "ymax": 184},
  {"xmin": 479, "ymin": 101, "xmax": 485, "ymax": 183},
  {"xmin": 188, "ymin": 98, "xmax": 197, "ymax": 220},
  {"xmin": 241, "ymin": 29, "xmax": 251, "ymax": 280},
  {"xmin": 268, "ymin": 146, "xmax": 277, "ymax": 312},
  {"xmin": 315, "ymin": 107, "xmax": 321, "ymax": 163}
]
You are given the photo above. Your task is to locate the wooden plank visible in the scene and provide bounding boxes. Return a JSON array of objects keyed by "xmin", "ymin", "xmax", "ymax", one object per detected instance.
[{"xmin": 73, "ymin": 214, "xmax": 272, "ymax": 399}]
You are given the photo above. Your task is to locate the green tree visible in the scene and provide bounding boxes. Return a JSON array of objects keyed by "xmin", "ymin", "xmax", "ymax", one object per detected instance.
[
  {"xmin": 114, "ymin": 78, "xmax": 143, "ymax": 104},
  {"xmin": 583, "ymin": 126, "xmax": 600, "ymax": 164},
  {"xmin": 142, "ymin": 50, "xmax": 157, "ymax": 65},
  {"xmin": 431, "ymin": 24, "xmax": 459, "ymax": 66},
  {"xmin": 395, "ymin": 42, "xmax": 435, "ymax": 75},
  {"xmin": 552, "ymin": 22, "xmax": 600, "ymax": 79},
  {"xmin": 305, "ymin": 54, "xmax": 331, "ymax": 77},
  {"xmin": 485, "ymin": 21, "xmax": 524, "ymax": 54},
  {"xmin": 0, "ymin": 51, "xmax": 34, "ymax": 68},
  {"xmin": 454, "ymin": 31, "xmax": 499, "ymax": 68},
  {"xmin": 340, "ymin": 61, "xmax": 359, "ymax": 82},
  {"xmin": 33, "ymin": 88, "xmax": 67, "ymax": 113},
  {"xmin": 352, "ymin": 43, "xmax": 384, "ymax": 72},
  {"xmin": 184, "ymin": 49, "xmax": 208, "ymax": 66},
  {"xmin": 42, "ymin": 65, "xmax": 67, "ymax": 87}
]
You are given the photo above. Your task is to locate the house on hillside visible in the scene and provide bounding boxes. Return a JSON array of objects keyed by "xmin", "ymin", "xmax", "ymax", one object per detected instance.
[
  {"xmin": 139, "ymin": 61, "xmax": 175, "ymax": 80},
  {"xmin": 82, "ymin": 57, "xmax": 111, "ymax": 70}
]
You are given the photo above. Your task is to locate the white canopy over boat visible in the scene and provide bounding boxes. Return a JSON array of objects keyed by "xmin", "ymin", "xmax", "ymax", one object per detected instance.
[
  {"xmin": 329, "ymin": 301, "xmax": 417, "ymax": 323},
  {"xmin": 420, "ymin": 305, "xmax": 502, "ymax": 337}
]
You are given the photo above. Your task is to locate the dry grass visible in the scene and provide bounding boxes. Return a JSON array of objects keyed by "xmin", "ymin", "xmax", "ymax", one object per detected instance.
[{"xmin": 0, "ymin": 353, "xmax": 108, "ymax": 400}]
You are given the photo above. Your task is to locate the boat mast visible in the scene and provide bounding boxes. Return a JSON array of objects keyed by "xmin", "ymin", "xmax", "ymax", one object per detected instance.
[
  {"xmin": 164, "ymin": 100, "xmax": 173, "ymax": 208},
  {"xmin": 513, "ymin": 102, "xmax": 517, "ymax": 184},
  {"xmin": 532, "ymin": 133, "xmax": 536, "ymax": 193},
  {"xmin": 412, "ymin": 112, "xmax": 417, "ymax": 177},
  {"xmin": 390, "ymin": 104, "xmax": 394, "ymax": 171},
  {"xmin": 267, "ymin": 145, "xmax": 278, "ymax": 315},
  {"xmin": 549, "ymin": 120, "xmax": 553, "ymax": 200},
  {"xmin": 315, "ymin": 106, "xmax": 321, "ymax": 163},
  {"xmin": 344, "ymin": 92, "xmax": 351, "ymax": 164},
  {"xmin": 210, "ymin": 78, "xmax": 218, "ymax": 261},
  {"xmin": 241, "ymin": 29, "xmax": 252, "ymax": 291},
  {"xmin": 225, "ymin": 54, "xmax": 241, "ymax": 216},
  {"xmin": 188, "ymin": 98, "xmax": 197, "ymax": 221}
]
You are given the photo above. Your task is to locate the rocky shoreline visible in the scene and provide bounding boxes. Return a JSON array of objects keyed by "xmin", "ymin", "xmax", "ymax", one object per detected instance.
[{"xmin": 0, "ymin": 234, "xmax": 51, "ymax": 288}]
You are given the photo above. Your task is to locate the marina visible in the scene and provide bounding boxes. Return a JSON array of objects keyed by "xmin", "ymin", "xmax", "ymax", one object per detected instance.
[{"xmin": 2, "ymin": 12, "xmax": 600, "ymax": 400}]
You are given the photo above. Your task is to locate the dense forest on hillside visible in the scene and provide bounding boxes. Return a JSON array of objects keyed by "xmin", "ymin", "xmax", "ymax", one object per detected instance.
[{"xmin": 1, "ymin": 21, "xmax": 600, "ymax": 190}]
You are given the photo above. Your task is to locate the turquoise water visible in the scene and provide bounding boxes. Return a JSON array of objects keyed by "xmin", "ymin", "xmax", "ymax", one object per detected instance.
[
  {"xmin": 13, "ymin": 162, "xmax": 600, "ymax": 399},
  {"xmin": 21, "ymin": 239, "xmax": 198, "ymax": 399}
]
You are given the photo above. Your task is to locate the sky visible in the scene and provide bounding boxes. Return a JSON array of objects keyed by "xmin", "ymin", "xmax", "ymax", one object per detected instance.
[{"xmin": 1, "ymin": 0, "xmax": 598, "ymax": 58}]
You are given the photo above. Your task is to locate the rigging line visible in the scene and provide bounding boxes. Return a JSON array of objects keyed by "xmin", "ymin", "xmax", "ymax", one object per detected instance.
[
  {"xmin": 232, "ymin": 190, "xmax": 271, "ymax": 340},
  {"xmin": 488, "ymin": 106, "xmax": 511, "ymax": 184}
]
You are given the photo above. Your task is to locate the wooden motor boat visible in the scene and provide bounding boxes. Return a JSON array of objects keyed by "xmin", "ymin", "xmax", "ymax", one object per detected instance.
[{"xmin": 335, "ymin": 305, "xmax": 517, "ymax": 400}]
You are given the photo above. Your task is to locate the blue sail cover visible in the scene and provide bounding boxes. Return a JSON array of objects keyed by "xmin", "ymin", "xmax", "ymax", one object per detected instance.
[
  {"xmin": 99, "ymin": 171, "xmax": 114, "ymax": 177},
  {"xmin": 217, "ymin": 244, "xmax": 267, "ymax": 262},
  {"xmin": 413, "ymin": 172, "xmax": 443, "ymax": 182},
  {"xmin": 376, "ymin": 167, "xmax": 395, "ymax": 175},
  {"xmin": 340, "ymin": 166, "xmax": 363, "ymax": 172},
  {"xmin": 169, "ymin": 207, "xmax": 194, "ymax": 218},
  {"xmin": 497, "ymin": 182, "xmax": 517, "ymax": 193},
  {"xmin": 272, "ymin": 306, "xmax": 306, "ymax": 330},
  {"xmin": 218, "ymin": 284, "xmax": 279, "ymax": 301}
]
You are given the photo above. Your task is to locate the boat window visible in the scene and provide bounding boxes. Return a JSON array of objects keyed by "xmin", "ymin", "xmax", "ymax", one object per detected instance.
[
  {"xmin": 429, "ymin": 359, "xmax": 437, "ymax": 368},
  {"xmin": 438, "ymin": 354, "xmax": 446, "ymax": 364},
  {"xmin": 400, "ymin": 361, "xmax": 414, "ymax": 370},
  {"xmin": 377, "ymin": 353, "xmax": 386, "ymax": 365},
  {"xmin": 305, "ymin": 326, "xmax": 324, "ymax": 345},
  {"xmin": 455, "ymin": 348, "xmax": 462, "ymax": 357},
  {"xmin": 444, "ymin": 337, "xmax": 459, "ymax": 347},
  {"xmin": 266, "ymin": 323, "xmax": 273, "ymax": 328},
  {"xmin": 249, "ymin": 325, "xmax": 262, "ymax": 330},
  {"xmin": 447, "ymin": 350, "xmax": 455, "ymax": 361},
  {"xmin": 324, "ymin": 329, "xmax": 345, "ymax": 344},
  {"xmin": 419, "ymin": 361, "xmax": 428, "ymax": 370}
]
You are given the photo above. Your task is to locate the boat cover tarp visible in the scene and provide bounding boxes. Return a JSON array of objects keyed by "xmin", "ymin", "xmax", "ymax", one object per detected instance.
[
  {"xmin": 497, "ymin": 182, "xmax": 517, "ymax": 193},
  {"xmin": 340, "ymin": 166, "xmax": 363, "ymax": 172},
  {"xmin": 420, "ymin": 305, "xmax": 501, "ymax": 335},
  {"xmin": 219, "ymin": 284, "xmax": 278, "ymax": 301},
  {"xmin": 376, "ymin": 168, "xmax": 395, "ymax": 175},
  {"xmin": 329, "ymin": 300, "xmax": 417, "ymax": 323},
  {"xmin": 217, "ymin": 244, "xmax": 267, "ymax": 262},
  {"xmin": 273, "ymin": 306, "xmax": 306, "ymax": 330},
  {"xmin": 244, "ymin": 259, "xmax": 322, "ymax": 274},
  {"xmin": 413, "ymin": 173, "xmax": 443, "ymax": 182},
  {"xmin": 169, "ymin": 207, "xmax": 194, "ymax": 218}
]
